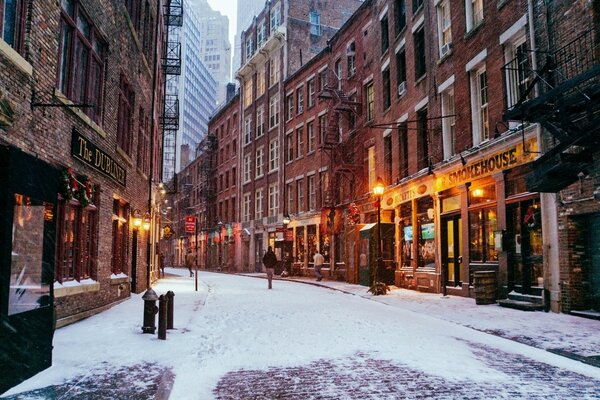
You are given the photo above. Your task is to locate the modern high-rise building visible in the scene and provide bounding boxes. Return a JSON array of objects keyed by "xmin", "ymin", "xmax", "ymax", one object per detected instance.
[
  {"xmin": 232, "ymin": 0, "xmax": 265, "ymax": 75},
  {"xmin": 176, "ymin": 1, "xmax": 218, "ymax": 172},
  {"xmin": 190, "ymin": 0, "xmax": 232, "ymax": 106}
]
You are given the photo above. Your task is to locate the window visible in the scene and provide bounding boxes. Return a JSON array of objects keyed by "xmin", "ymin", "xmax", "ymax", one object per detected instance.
[
  {"xmin": 111, "ymin": 199, "xmax": 129, "ymax": 275},
  {"xmin": 441, "ymin": 88, "xmax": 456, "ymax": 159},
  {"xmin": 437, "ymin": 0, "xmax": 452, "ymax": 57},
  {"xmin": 287, "ymin": 183, "xmax": 295, "ymax": 214},
  {"xmin": 58, "ymin": 0, "xmax": 106, "ymax": 123},
  {"xmin": 268, "ymin": 183, "xmax": 279, "ymax": 217},
  {"xmin": 244, "ymin": 116, "xmax": 252, "ymax": 144},
  {"xmin": 417, "ymin": 108, "xmax": 429, "ymax": 170},
  {"xmin": 245, "ymin": 37, "xmax": 254, "ymax": 59},
  {"xmin": 117, "ymin": 75, "xmax": 135, "ymax": 155},
  {"xmin": 504, "ymin": 37, "xmax": 531, "ymax": 108},
  {"xmin": 286, "ymin": 132, "xmax": 294, "ymax": 162},
  {"xmin": 297, "ymin": 179, "xmax": 304, "ymax": 212},
  {"xmin": 307, "ymin": 78, "xmax": 316, "ymax": 108},
  {"xmin": 142, "ymin": 1, "xmax": 154, "ymax": 62},
  {"xmin": 471, "ymin": 66, "xmax": 489, "ymax": 144},
  {"xmin": 256, "ymin": 66, "xmax": 266, "ymax": 97},
  {"xmin": 414, "ymin": 27, "xmax": 426, "ymax": 79},
  {"xmin": 126, "ymin": 0, "xmax": 142, "ymax": 31},
  {"xmin": 255, "ymin": 147, "xmax": 264, "ymax": 178},
  {"xmin": 269, "ymin": 94, "xmax": 280, "ymax": 128},
  {"xmin": 335, "ymin": 58, "xmax": 342, "ymax": 89},
  {"xmin": 413, "ymin": 0, "xmax": 424, "ymax": 13},
  {"xmin": 255, "ymin": 189, "xmax": 263, "ymax": 220},
  {"xmin": 286, "ymin": 93, "xmax": 294, "ymax": 121},
  {"xmin": 296, "ymin": 86, "xmax": 304, "ymax": 114},
  {"xmin": 320, "ymin": 171, "xmax": 329, "ymax": 206},
  {"xmin": 468, "ymin": 191, "xmax": 497, "ymax": 263},
  {"xmin": 318, "ymin": 68, "xmax": 328, "ymax": 92},
  {"xmin": 310, "ymin": 11, "xmax": 321, "ymax": 36},
  {"xmin": 308, "ymin": 175, "xmax": 316, "ymax": 211},
  {"xmin": 398, "ymin": 122, "xmax": 409, "ymax": 178},
  {"xmin": 466, "ymin": 0, "xmax": 484, "ymax": 32},
  {"xmin": 384, "ymin": 134, "xmax": 393, "ymax": 184},
  {"xmin": 366, "ymin": 82, "xmax": 374, "ymax": 121},
  {"xmin": 382, "ymin": 67, "xmax": 391, "ymax": 110},
  {"xmin": 2, "ymin": 0, "xmax": 27, "ymax": 54},
  {"xmin": 270, "ymin": 3, "xmax": 281, "ymax": 31},
  {"xmin": 380, "ymin": 14, "xmax": 389, "ymax": 54},
  {"xmin": 269, "ymin": 53, "xmax": 280, "ymax": 86},
  {"xmin": 347, "ymin": 42, "xmax": 356, "ymax": 77},
  {"xmin": 136, "ymin": 107, "xmax": 150, "ymax": 174},
  {"xmin": 256, "ymin": 106, "xmax": 265, "ymax": 137},
  {"xmin": 56, "ymin": 192, "xmax": 98, "ymax": 283},
  {"xmin": 367, "ymin": 146, "xmax": 376, "ymax": 191},
  {"xmin": 396, "ymin": 48, "xmax": 407, "ymax": 97},
  {"xmin": 394, "ymin": 0, "xmax": 406, "ymax": 35},
  {"xmin": 244, "ymin": 79, "xmax": 253, "ymax": 107},
  {"xmin": 257, "ymin": 21, "xmax": 266, "ymax": 46},
  {"xmin": 307, "ymin": 121, "xmax": 315, "ymax": 153},
  {"xmin": 269, "ymin": 139, "xmax": 279, "ymax": 171},
  {"xmin": 243, "ymin": 193, "xmax": 251, "ymax": 222},
  {"xmin": 296, "ymin": 126, "xmax": 304, "ymax": 158},
  {"xmin": 243, "ymin": 154, "xmax": 251, "ymax": 183},
  {"xmin": 319, "ymin": 114, "xmax": 328, "ymax": 144}
]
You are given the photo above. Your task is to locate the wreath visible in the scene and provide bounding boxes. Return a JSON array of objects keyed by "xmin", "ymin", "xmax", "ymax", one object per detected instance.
[
  {"xmin": 523, "ymin": 206, "xmax": 540, "ymax": 229},
  {"xmin": 60, "ymin": 168, "xmax": 94, "ymax": 207},
  {"xmin": 347, "ymin": 202, "xmax": 360, "ymax": 225}
]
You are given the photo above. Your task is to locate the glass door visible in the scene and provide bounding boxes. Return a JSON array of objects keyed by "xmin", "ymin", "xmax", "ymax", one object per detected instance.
[{"xmin": 441, "ymin": 214, "xmax": 462, "ymax": 287}]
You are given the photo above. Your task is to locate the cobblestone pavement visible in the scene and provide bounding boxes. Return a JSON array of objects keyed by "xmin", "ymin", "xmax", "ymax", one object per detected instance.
[
  {"xmin": 1, "ymin": 363, "xmax": 173, "ymax": 400},
  {"xmin": 214, "ymin": 345, "xmax": 600, "ymax": 400}
]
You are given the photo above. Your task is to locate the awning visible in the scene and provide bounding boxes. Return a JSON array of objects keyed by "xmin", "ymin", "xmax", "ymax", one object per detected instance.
[{"xmin": 359, "ymin": 223, "xmax": 377, "ymax": 238}]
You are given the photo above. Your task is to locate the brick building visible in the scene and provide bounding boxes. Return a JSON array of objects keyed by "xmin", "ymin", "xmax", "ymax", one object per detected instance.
[{"xmin": 0, "ymin": 0, "xmax": 166, "ymax": 389}]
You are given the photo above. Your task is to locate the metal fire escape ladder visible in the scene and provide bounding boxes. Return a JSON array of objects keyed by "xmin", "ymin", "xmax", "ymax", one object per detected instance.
[
  {"xmin": 161, "ymin": 0, "xmax": 183, "ymax": 183},
  {"xmin": 199, "ymin": 135, "xmax": 217, "ymax": 230}
]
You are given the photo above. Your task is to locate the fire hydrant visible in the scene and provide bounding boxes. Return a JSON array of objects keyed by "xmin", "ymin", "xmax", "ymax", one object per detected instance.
[{"xmin": 141, "ymin": 288, "xmax": 159, "ymax": 334}]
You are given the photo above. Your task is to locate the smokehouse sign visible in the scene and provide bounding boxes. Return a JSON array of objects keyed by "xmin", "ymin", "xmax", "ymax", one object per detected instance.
[{"xmin": 71, "ymin": 130, "xmax": 127, "ymax": 186}]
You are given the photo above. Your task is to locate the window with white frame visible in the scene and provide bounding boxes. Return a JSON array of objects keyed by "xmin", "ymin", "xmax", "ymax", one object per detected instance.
[
  {"xmin": 244, "ymin": 116, "xmax": 252, "ymax": 144},
  {"xmin": 269, "ymin": 53, "xmax": 280, "ymax": 86},
  {"xmin": 470, "ymin": 66, "xmax": 489, "ymax": 145},
  {"xmin": 269, "ymin": 139, "xmax": 279, "ymax": 171},
  {"xmin": 257, "ymin": 66, "xmax": 266, "ymax": 97},
  {"xmin": 466, "ymin": 0, "xmax": 484, "ymax": 32},
  {"xmin": 244, "ymin": 79, "xmax": 253, "ymax": 107},
  {"xmin": 366, "ymin": 82, "xmax": 374, "ymax": 121},
  {"xmin": 308, "ymin": 175, "xmax": 316, "ymax": 211},
  {"xmin": 286, "ymin": 132, "xmax": 294, "ymax": 162},
  {"xmin": 243, "ymin": 154, "xmax": 252, "ymax": 183},
  {"xmin": 437, "ymin": 0, "xmax": 452, "ymax": 57},
  {"xmin": 296, "ymin": 86, "xmax": 304, "ymax": 114},
  {"xmin": 243, "ymin": 193, "xmax": 251, "ymax": 222},
  {"xmin": 296, "ymin": 126, "xmax": 304, "ymax": 158},
  {"xmin": 255, "ymin": 146, "xmax": 264, "ymax": 178},
  {"xmin": 297, "ymin": 179, "xmax": 304, "ymax": 212},
  {"xmin": 310, "ymin": 11, "xmax": 321, "ymax": 36},
  {"xmin": 270, "ymin": 3, "xmax": 281, "ymax": 31},
  {"xmin": 307, "ymin": 121, "xmax": 315, "ymax": 153},
  {"xmin": 257, "ymin": 21, "xmax": 266, "ymax": 47},
  {"xmin": 256, "ymin": 106, "xmax": 265, "ymax": 137},
  {"xmin": 441, "ymin": 87, "xmax": 456, "ymax": 159},
  {"xmin": 269, "ymin": 94, "xmax": 280, "ymax": 128},
  {"xmin": 307, "ymin": 78, "xmax": 316, "ymax": 108},
  {"xmin": 335, "ymin": 58, "xmax": 342, "ymax": 89},
  {"xmin": 287, "ymin": 183, "xmax": 295, "ymax": 214},
  {"xmin": 245, "ymin": 37, "xmax": 254, "ymax": 59},
  {"xmin": 347, "ymin": 42, "xmax": 356, "ymax": 77},
  {"xmin": 255, "ymin": 189, "xmax": 263, "ymax": 220},
  {"xmin": 368, "ymin": 145, "xmax": 376, "ymax": 191},
  {"xmin": 268, "ymin": 184, "xmax": 279, "ymax": 217},
  {"xmin": 396, "ymin": 48, "xmax": 407, "ymax": 97},
  {"xmin": 504, "ymin": 35, "xmax": 531, "ymax": 108},
  {"xmin": 286, "ymin": 93, "xmax": 294, "ymax": 120}
]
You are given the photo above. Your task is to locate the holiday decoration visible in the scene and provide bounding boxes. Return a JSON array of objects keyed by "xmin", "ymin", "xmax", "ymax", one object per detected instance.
[
  {"xmin": 347, "ymin": 202, "xmax": 360, "ymax": 225},
  {"xmin": 60, "ymin": 168, "xmax": 94, "ymax": 207}
]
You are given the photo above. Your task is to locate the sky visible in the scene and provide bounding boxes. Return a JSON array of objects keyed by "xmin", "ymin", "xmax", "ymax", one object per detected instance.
[
  {"xmin": 3, "ymin": 270, "xmax": 600, "ymax": 398},
  {"xmin": 207, "ymin": 0, "xmax": 237, "ymax": 48}
]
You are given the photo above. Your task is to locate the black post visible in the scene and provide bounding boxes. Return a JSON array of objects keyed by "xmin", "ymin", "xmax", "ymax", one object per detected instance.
[
  {"xmin": 375, "ymin": 193, "xmax": 382, "ymax": 284},
  {"xmin": 158, "ymin": 294, "xmax": 167, "ymax": 340},
  {"xmin": 195, "ymin": 218, "xmax": 199, "ymax": 291},
  {"xmin": 166, "ymin": 291, "xmax": 174, "ymax": 329}
]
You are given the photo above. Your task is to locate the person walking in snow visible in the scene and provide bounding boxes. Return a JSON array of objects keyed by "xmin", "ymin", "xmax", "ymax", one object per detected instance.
[
  {"xmin": 313, "ymin": 250, "xmax": 324, "ymax": 281},
  {"xmin": 185, "ymin": 249, "xmax": 194, "ymax": 277},
  {"xmin": 262, "ymin": 246, "xmax": 277, "ymax": 289}
]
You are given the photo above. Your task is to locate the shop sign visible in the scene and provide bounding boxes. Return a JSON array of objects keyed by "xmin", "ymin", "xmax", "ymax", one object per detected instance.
[
  {"xmin": 71, "ymin": 130, "xmax": 126, "ymax": 186},
  {"xmin": 185, "ymin": 216, "xmax": 196, "ymax": 233},
  {"xmin": 435, "ymin": 138, "xmax": 538, "ymax": 192}
]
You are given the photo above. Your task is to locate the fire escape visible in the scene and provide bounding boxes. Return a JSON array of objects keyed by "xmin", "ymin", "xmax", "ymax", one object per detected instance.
[
  {"xmin": 318, "ymin": 67, "xmax": 364, "ymax": 209},
  {"xmin": 199, "ymin": 135, "xmax": 217, "ymax": 231},
  {"xmin": 161, "ymin": 0, "xmax": 183, "ymax": 184},
  {"xmin": 502, "ymin": 29, "xmax": 600, "ymax": 192}
]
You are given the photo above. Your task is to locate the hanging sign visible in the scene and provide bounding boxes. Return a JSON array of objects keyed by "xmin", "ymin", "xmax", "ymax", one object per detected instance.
[
  {"xmin": 71, "ymin": 130, "xmax": 127, "ymax": 186},
  {"xmin": 185, "ymin": 216, "xmax": 196, "ymax": 233}
]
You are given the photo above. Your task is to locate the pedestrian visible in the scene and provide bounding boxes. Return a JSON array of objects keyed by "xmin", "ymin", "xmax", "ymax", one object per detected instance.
[
  {"xmin": 262, "ymin": 246, "xmax": 277, "ymax": 289},
  {"xmin": 159, "ymin": 252, "xmax": 165, "ymax": 277},
  {"xmin": 185, "ymin": 249, "xmax": 194, "ymax": 277},
  {"xmin": 313, "ymin": 250, "xmax": 324, "ymax": 281}
]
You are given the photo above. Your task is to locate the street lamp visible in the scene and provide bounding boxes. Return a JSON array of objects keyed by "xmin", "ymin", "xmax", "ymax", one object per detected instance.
[
  {"xmin": 132, "ymin": 209, "xmax": 143, "ymax": 230},
  {"xmin": 282, "ymin": 213, "xmax": 291, "ymax": 225},
  {"xmin": 142, "ymin": 212, "xmax": 151, "ymax": 231},
  {"xmin": 373, "ymin": 177, "xmax": 385, "ymax": 286}
]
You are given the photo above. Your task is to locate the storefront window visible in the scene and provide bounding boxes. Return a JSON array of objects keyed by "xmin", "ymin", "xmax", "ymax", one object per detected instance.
[
  {"xmin": 469, "ymin": 183, "xmax": 495, "ymax": 205},
  {"xmin": 320, "ymin": 233, "xmax": 331, "ymax": 263},
  {"xmin": 417, "ymin": 196, "xmax": 435, "ymax": 269},
  {"xmin": 469, "ymin": 207, "xmax": 498, "ymax": 262},
  {"xmin": 441, "ymin": 195, "xmax": 460, "ymax": 213},
  {"xmin": 307, "ymin": 225, "xmax": 317, "ymax": 264},
  {"xmin": 9, "ymin": 194, "xmax": 52, "ymax": 315},
  {"xmin": 295, "ymin": 226, "xmax": 305, "ymax": 262},
  {"xmin": 399, "ymin": 202, "xmax": 412, "ymax": 268}
]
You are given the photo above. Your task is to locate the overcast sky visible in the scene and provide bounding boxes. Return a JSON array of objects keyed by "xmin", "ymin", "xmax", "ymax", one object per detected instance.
[{"xmin": 207, "ymin": 0, "xmax": 237, "ymax": 47}]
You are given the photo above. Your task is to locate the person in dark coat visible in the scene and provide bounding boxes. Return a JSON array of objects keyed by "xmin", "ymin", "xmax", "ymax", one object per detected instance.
[{"xmin": 262, "ymin": 246, "xmax": 277, "ymax": 289}]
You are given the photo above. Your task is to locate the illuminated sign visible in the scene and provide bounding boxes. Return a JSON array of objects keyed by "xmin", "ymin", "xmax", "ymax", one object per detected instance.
[{"xmin": 71, "ymin": 130, "xmax": 126, "ymax": 186}]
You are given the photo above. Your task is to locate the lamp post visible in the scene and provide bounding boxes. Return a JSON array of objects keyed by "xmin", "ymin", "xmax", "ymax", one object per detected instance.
[
  {"xmin": 373, "ymin": 177, "xmax": 385, "ymax": 285},
  {"xmin": 217, "ymin": 220, "xmax": 223, "ymax": 270}
]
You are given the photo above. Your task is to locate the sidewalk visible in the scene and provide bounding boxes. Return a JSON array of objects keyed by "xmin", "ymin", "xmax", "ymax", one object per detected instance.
[{"xmin": 239, "ymin": 272, "xmax": 600, "ymax": 367}]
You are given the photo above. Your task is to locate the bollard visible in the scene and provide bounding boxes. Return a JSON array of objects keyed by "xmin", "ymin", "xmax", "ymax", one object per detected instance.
[
  {"xmin": 158, "ymin": 294, "xmax": 168, "ymax": 340},
  {"xmin": 141, "ymin": 288, "xmax": 159, "ymax": 334},
  {"xmin": 166, "ymin": 291, "xmax": 175, "ymax": 329}
]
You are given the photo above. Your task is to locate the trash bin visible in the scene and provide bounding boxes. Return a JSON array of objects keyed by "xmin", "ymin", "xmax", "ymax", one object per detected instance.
[{"xmin": 473, "ymin": 270, "xmax": 497, "ymax": 305}]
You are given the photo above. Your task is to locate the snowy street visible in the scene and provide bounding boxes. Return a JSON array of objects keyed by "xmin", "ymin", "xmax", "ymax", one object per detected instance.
[{"xmin": 2, "ymin": 269, "xmax": 600, "ymax": 399}]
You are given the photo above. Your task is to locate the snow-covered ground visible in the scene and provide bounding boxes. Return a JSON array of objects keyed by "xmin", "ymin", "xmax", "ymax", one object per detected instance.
[{"xmin": 2, "ymin": 269, "xmax": 600, "ymax": 399}]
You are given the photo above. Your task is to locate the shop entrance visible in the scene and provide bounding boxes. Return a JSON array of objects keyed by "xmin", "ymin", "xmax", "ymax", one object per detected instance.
[
  {"xmin": 506, "ymin": 199, "xmax": 543, "ymax": 293},
  {"xmin": 441, "ymin": 214, "xmax": 462, "ymax": 287},
  {"xmin": 254, "ymin": 235, "xmax": 263, "ymax": 272},
  {"xmin": 0, "ymin": 146, "xmax": 58, "ymax": 392}
]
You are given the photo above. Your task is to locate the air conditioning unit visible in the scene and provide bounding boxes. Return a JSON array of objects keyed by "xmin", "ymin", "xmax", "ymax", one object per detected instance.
[
  {"xmin": 440, "ymin": 42, "xmax": 453, "ymax": 57},
  {"xmin": 397, "ymin": 81, "xmax": 406, "ymax": 97}
]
